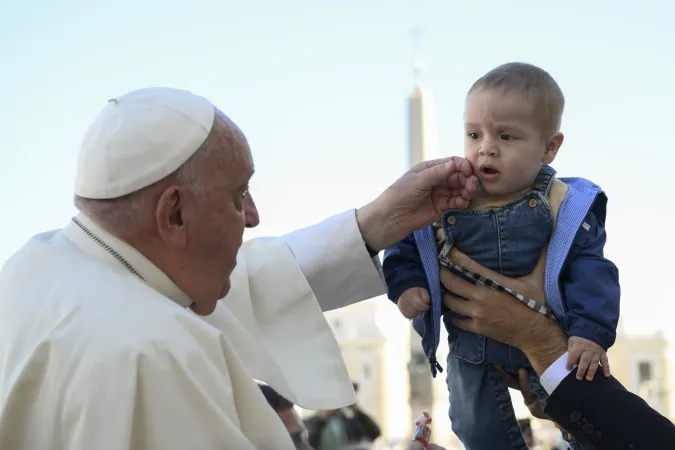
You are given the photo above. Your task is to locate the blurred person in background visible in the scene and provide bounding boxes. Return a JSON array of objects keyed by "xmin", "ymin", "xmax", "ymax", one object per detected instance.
[
  {"xmin": 260, "ymin": 383, "xmax": 438, "ymax": 450},
  {"xmin": 306, "ymin": 409, "xmax": 349, "ymax": 450},
  {"xmin": 259, "ymin": 384, "xmax": 312, "ymax": 450},
  {"xmin": 305, "ymin": 383, "xmax": 380, "ymax": 450}
]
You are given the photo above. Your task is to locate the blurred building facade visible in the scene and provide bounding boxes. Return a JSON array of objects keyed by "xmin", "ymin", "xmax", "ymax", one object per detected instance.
[{"xmin": 609, "ymin": 323, "xmax": 674, "ymax": 420}]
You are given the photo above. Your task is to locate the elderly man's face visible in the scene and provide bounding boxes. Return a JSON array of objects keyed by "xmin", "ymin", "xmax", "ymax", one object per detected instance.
[{"xmin": 184, "ymin": 114, "xmax": 260, "ymax": 314}]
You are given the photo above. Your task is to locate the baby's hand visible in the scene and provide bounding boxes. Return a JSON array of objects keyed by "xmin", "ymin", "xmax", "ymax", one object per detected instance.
[
  {"xmin": 567, "ymin": 336, "xmax": 610, "ymax": 381},
  {"xmin": 397, "ymin": 287, "xmax": 431, "ymax": 319}
]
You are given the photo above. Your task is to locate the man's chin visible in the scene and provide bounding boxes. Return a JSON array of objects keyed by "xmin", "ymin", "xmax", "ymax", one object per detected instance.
[
  {"xmin": 186, "ymin": 277, "xmax": 233, "ymax": 316},
  {"xmin": 190, "ymin": 281, "xmax": 230, "ymax": 316},
  {"xmin": 189, "ymin": 300, "xmax": 218, "ymax": 316}
]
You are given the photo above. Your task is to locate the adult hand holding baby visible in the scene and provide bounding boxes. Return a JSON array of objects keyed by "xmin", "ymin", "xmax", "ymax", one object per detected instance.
[
  {"xmin": 441, "ymin": 248, "xmax": 568, "ymax": 376},
  {"xmin": 443, "ymin": 248, "xmax": 610, "ymax": 381}
]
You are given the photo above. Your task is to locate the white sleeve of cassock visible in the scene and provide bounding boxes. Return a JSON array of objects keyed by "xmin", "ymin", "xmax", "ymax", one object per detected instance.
[
  {"xmin": 283, "ymin": 209, "xmax": 387, "ymax": 312},
  {"xmin": 540, "ymin": 351, "xmax": 574, "ymax": 394}
]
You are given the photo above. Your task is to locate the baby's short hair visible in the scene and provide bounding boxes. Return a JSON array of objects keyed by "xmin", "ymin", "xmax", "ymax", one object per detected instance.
[{"xmin": 469, "ymin": 62, "xmax": 565, "ymax": 133}]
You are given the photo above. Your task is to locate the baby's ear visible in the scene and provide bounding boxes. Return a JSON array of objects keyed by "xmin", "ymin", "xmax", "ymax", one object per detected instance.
[{"xmin": 543, "ymin": 132, "xmax": 564, "ymax": 164}]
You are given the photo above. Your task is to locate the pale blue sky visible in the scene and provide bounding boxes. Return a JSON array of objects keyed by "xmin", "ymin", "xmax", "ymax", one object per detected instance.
[{"xmin": 1, "ymin": 0, "xmax": 674, "ymax": 336}]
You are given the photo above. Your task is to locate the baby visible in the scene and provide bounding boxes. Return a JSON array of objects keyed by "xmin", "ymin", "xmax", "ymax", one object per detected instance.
[{"xmin": 383, "ymin": 62, "xmax": 620, "ymax": 450}]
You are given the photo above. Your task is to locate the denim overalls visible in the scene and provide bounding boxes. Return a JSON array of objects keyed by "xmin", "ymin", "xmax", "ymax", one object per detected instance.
[{"xmin": 436, "ymin": 165, "xmax": 582, "ymax": 450}]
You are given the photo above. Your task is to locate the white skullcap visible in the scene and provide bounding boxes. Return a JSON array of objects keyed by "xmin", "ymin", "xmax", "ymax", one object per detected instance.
[{"xmin": 75, "ymin": 87, "xmax": 215, "ymax": 199}]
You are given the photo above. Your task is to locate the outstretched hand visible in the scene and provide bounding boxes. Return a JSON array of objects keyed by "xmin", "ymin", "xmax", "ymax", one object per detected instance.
[
  {"xmin": 357, "ymin": 157, "xmax": 478, "ymax": 252},
  {"xmin": 399, "ymin": 156, "xmax": 477, "ymax": 220}
]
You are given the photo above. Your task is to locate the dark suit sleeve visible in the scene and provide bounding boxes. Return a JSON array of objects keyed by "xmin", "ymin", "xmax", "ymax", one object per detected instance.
[{"xmin": 545, "ymin": 371, "xmax": 675, "ymax": 450}]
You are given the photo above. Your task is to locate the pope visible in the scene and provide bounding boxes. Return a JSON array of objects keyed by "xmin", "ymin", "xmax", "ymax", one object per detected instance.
[{"xmin": 0, "ymin": 87, "xmax": 478, "ymax": 450}]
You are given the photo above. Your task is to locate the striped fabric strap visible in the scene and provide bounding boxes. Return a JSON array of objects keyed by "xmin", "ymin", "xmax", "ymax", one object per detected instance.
[{"xmin": 442, "ymin": 260, "xmax": 557, "ymax": 321}]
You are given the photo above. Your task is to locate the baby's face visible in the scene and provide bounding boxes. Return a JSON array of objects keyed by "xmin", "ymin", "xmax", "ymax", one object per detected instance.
[{"xmin": 464, "ymin": 88, "xmax": 560, "ymax": 196}]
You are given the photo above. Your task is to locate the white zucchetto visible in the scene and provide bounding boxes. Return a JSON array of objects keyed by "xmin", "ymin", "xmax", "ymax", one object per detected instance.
[{"xmin": 75, "ymin": 87, "xmax": 215, "ymax": 199}]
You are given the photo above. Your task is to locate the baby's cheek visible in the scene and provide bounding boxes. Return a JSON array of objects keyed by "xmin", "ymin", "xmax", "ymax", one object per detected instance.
[{"xmin": 463, "ymin": 146, "xmax": 479, "ymax": 163}]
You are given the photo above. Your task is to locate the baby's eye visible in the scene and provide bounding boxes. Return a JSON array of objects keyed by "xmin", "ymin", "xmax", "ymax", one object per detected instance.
[
  {"xmin": 467, "ymin": 132, "xmax": 480, "ymax": 140},
  {"xmin": 500, "ymin": 134, "xmax": 515, "ymax": 141}
]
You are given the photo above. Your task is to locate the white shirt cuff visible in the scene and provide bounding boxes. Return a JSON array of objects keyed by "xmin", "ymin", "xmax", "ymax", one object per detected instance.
[{"xmin": 540, "ymin": 351, "xmax": 573, "ymax": 394}]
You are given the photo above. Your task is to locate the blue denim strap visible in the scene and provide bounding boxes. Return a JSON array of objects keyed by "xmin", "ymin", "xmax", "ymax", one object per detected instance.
[
  {"xmin": 532, "ymin": 164, "xmax": 557, "ymax": 196},
  {"xmin": 413, "ymin": 226, "xmax": 443, "ymax": 377}
]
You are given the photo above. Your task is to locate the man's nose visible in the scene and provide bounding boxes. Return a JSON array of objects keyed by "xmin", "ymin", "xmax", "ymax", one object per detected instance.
[{"xmin": 244, "ymin": 193, "xmax": 260, "ymax": 228}]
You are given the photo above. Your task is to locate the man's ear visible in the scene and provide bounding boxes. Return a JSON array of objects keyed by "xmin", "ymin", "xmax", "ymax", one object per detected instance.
[
  {"xmin": 542, "ymin": 132, "xmax": 564, "ymax": 165},
  {"xmin": 155, "ymin": 185, "xmax": 188, "ymax": 248}
]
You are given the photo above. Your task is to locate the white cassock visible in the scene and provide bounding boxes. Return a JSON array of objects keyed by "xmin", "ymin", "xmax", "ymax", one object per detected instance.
[{"xmin": 0, "ymin": 210, "xmax": 386, "ymax": 450}]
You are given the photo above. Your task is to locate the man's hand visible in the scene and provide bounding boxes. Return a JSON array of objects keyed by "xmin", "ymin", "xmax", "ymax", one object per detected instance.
[
  {"xmin": 397, "ymin": 287, "xmax": 431, "ymax": 319},
  {"xmin": 567, "ymin": 336, "xmax": 610, "ymax": 381},
  {"xmin": 356, "ymin": 157, "xmax": 478, "ymax": 252},
  {"xmin": 441, "ymin": 249, "xmax": 568, "ymax": 376},
  {"xmin": 496, "ymin": 367, "xmax": 549, "ymax": 420}
]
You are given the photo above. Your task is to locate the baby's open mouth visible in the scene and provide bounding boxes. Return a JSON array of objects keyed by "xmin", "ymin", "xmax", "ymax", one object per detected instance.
[{"xmin": 480, "ymin": 166, "xmax": 500, "ymax": 175}]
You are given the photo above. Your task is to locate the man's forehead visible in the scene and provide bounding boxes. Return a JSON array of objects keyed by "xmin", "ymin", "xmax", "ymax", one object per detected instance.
[
  {"xmin": 210, "ymin": 111, "xmax": 255, "ymax": 181},
  {"xmin": 231, "ymin": 143, "xmax": 255, "ymax": 182}
]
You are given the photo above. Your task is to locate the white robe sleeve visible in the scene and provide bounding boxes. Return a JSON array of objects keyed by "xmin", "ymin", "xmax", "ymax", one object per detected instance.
[
  {"xmin": 283, "ymin": 209, "xmax": 387, "ymax": 311},
  {"xmin": 200, "ymin": 211, "xmax": 389, "ymax": 411}
]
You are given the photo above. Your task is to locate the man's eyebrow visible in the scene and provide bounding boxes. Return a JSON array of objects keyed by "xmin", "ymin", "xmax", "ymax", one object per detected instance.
[
  {"xmin": 238, "ymin": 168, "xmax": 255, "ymax": 190},
  {"xmin": 246, "ymin": 168, "xmax": 255, "ymax": 183}
]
